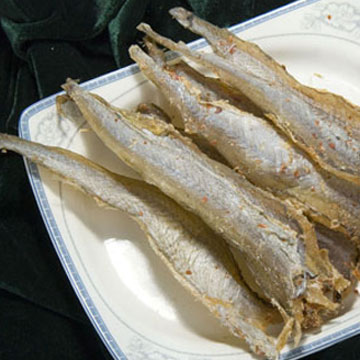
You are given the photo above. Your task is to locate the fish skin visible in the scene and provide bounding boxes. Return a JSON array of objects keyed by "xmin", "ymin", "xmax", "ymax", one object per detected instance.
[
  {"xmin": 136, "ymin": 101, "xmax": 230, "ymax": 165},
  {"xmin": 141, "ymin": 13, "xmax": 360, "ymax": 186},
  {"xmin": 62, "ymin": 79, "xmax": 346, "ymax": 321},
  {"xmin": 315, "ymin": 223, "xmax": 358, "ymax": 282},
  {"xmin": 134, "ymin": 89, "xmax": 360, "ymax": 273},
  {"xmin": 143, "ymin": 36, "xmax": 263, "ymax": 118},
  {"xmin": 129, "ymin": 44, "xmax": 360, "ymax": 241},
  {"xmin": 171, "ymin": 61, "xmax": 263, "ymax": 117},
  {"xmin": 0, "ymin": 133, "xmax": 280, "ymax": 359},
  {"xmin": 136, "ymin": 102, "xmax": 172, "ymax": 123}
]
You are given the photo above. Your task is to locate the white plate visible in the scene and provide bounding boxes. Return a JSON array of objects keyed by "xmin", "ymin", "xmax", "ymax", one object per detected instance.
[{"xmin": 19, "ymin": 0, "xmax": 360, "ymax": 359}]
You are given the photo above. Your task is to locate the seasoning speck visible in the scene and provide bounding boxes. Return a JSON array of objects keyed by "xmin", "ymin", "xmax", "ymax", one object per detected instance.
[
  {"xmin": 201, "ymin": 196, "xmax": 208, "ymax": 203},
  {"xmin": 258, "ymin": 223, "xmax": 267, "ymax": 229},
  {"xmin": 185, "ymin": 270, "xmax": 192, "ymax": 275},
  {"xmin": 280, "ymin": 163, "xmax": 287, "ymax": 173},
  {"xmin": 139, "ymin": 211, "xmax": 144, "ymax": 216},
  {"xmin": 229, "ymin": 44, "xmax": 236, "ymax": 54}
]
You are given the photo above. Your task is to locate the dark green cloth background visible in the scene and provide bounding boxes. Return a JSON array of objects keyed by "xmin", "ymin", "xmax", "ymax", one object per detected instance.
[{"xmin": 0, "ymin": 1, "xmax": 358, "ymax": 359}]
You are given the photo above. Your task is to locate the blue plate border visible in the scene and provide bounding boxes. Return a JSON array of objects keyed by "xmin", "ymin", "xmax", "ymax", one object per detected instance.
[{"xmin": 19, "ymin": 0, "xmax": 360, "ymax": 359}]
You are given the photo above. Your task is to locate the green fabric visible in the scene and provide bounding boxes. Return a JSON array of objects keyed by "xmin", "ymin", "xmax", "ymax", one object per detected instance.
[{"xmin": 0, "ymin": 0, "xmax": 358, "ymax": 359}]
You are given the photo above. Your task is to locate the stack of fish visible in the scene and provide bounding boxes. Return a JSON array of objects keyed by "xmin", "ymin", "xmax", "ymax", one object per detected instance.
[{"xmin": 1, "ymin": 8, "xmax": 359, "ymax": 359}]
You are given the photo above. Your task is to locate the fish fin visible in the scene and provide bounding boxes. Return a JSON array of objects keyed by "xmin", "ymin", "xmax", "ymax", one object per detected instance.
[
  {"xmin": 55, "ymin": 95, "xmax": 71, "ymax": 118},
  {"xmin": 271, "ymin": 299, "xmax": 294, "ymax": 351},
  {"xmin": 143, "ymin": 37, "xmax": 167, "ymax": 65}
]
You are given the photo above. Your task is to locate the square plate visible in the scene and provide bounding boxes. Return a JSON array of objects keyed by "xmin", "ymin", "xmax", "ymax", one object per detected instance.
[{"xmin": 19, "ymin": 0, "xmax": 360, "ymax": 359}]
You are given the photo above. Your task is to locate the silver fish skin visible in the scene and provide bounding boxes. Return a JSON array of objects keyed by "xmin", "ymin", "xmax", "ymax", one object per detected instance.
[
  {"xmin": 136, "ymin": 102, "xmax": 172, "ymax": 123},
  {"xmin": 135, "ymin": 103, "xmax": 358, "ymax": 285},
  {"xmin": 63, "ymin": 79, "xmax": 346, "ymax": 319},
  {"xmin": 136, "ymin": 101, "xmax": 230, "ymax": 166},
  {"xmin": 143, "ymin": 36, "xmax": 263, "ymax": 117},
  {"xmin": 172, "ymin": 62, "xmax": 263, "ymax": 117},
  {"xmin": 139, "ymin": 16, "xmax": 360, "ymax": 186},
  {"xmin": 0, "ymin": 133, "xmax": 281, "ymax": 359},
  {"xmin": 129, "ymin": 45, "xmax": 360, "ymax": 240}
]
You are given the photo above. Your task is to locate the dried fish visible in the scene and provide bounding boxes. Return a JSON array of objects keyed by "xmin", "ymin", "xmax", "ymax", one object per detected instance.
[
  {"xmin": 140, "ymin": 11, "xmax": 360, "ymax": 185},
  {"xmin": 63, "ymin": 79, "xmax": 347, "ymax": 327},
  {"xmin": 0, "ymin": 133, "xmax": 282, "ymax": 359},
  {"xmin": 129, "ymin": 44, "xmax": 360, "ymax": 240},
  {"xmin": 143, "ymin": 36, "xmax": 263, "ymax": 118}
]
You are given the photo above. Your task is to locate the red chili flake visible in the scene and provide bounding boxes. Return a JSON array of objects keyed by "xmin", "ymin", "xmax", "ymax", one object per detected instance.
[
  {"xmin": 229, "ymin": 44, "xmax": 236, "ymax": 54},
  {"xmin": 280, "ymin": 163, "xmax": 287, "ymax": 173},
  {"xmin": 210, "ymin": 139, "xmax": 218, "ymax": 145},
  {"xmin": 201, "ymin": 196, "xmax": 208, "ymax": 203},
  {"xmin": 315, "ymin": 120, "xmax": 320, "ymax": 126},
  {"xmin": 215, "ymin": 107, "xmax": 222, "ymax": 114},
  {"xmin": 185, "ymin": 270, "xmax": 192, "ymax": 275},
  {"xmin": 169, "ymin": 72, "xmax": 180, "ymax": 80},
  {"xmin": 294, "ymin": 170, "xmax": 300, "ymax": 178},
  {"xmin": 258, "ymin": 223, "xmax": 267, "ymax": 229},
  {"xmin": 327, "ymin": 14, "xmax": 332, "ymax": 20},
  {"xmin": 312, "ymin": 133, "xmax": 318, "ymax": 139},
  {"xmin": 139, "ymin": 211, "xmax": 144, "ymax": 216},
  {"xmin": 353, "ymin": 267, "xmax": 360, "ymax": 280},
  {"xmin": 329, "ymin": 142, "xmax": 336, "ymax": 149}
]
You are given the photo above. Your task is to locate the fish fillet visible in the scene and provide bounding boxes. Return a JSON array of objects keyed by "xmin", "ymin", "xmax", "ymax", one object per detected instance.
[
  {"xmin": 0, "ymin": 133, "xmax": 282, "ymax": 358},
  {"xmin": 134, "ymin": 101, "xmax": 358, "ymax": 284},
  {"xmin": 139, "ymin": 12, "xmax": 360, "ymax": 186},
  {"xmin": 62, "ymin": 79, "xmax": 346, "ymax": 326},
  {"xmin": 129, "ymin": 44, "xmax": 360, "ymax": 241}
]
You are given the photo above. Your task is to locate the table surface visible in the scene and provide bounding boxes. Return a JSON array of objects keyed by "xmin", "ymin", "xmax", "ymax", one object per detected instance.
[{"xmin": 0, "ymin": 0, "xmax": 359, "ymax": 359}]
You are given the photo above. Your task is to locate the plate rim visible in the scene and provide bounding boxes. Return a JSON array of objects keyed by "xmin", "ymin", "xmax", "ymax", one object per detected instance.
[{"xmin": 18, "ymin": 0, "xmax": 360, "ymax": 359}]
